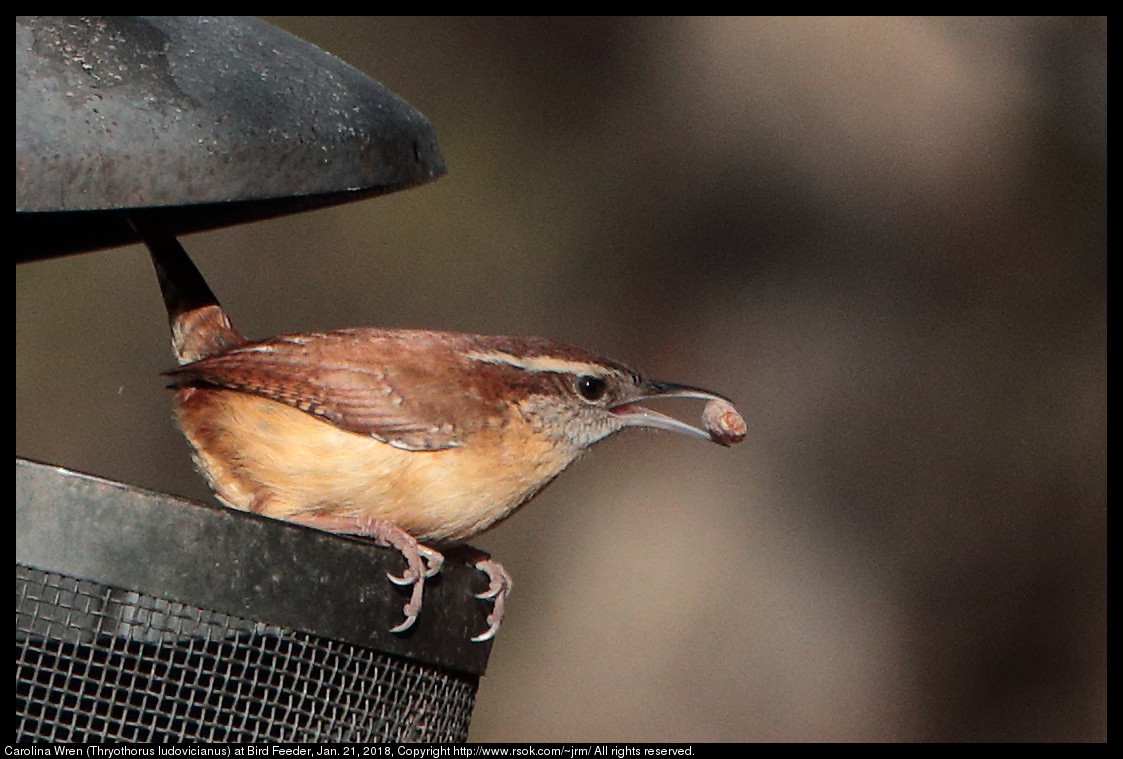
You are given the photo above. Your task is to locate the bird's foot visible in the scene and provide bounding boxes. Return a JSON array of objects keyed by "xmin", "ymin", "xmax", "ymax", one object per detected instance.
[
  {"xmin": 287, "ymin": 513, "xmax": 443, "ymax": 634},
  {"xmin": 446, "ymin": 548, "xmax": 512, "ymax": 643}
]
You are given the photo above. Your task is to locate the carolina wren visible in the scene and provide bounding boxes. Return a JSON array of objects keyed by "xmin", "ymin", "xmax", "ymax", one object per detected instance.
[{"xmin": 133, "ymin": 215, "xmax": 744, "ymax": 642}]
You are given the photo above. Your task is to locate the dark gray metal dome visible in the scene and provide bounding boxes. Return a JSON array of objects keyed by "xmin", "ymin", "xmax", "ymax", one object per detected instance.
[{"xmin": 16, "ymin": 16, "xmax": 446, "ymax": 260}]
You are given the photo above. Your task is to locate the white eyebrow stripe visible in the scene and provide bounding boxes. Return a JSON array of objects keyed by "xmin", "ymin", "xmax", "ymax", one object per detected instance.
[{"xmin": 464, "ymin": 350, "xmax": 606, "ymax": 377}]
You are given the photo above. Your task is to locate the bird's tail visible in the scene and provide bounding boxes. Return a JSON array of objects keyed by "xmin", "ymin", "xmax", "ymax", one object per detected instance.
[{"xmin": 127, "ymin": 211, "xmax": 247, "ymax": 365}]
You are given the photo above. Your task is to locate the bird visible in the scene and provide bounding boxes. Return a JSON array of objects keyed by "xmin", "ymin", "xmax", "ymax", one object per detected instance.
[{"xmin": 131, "ymin": 213, "xmax": 745, "ymax": 642}]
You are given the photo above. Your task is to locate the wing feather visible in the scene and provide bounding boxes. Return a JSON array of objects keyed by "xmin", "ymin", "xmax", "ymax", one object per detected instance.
[{"xmin": 165, "ymin": 330, "xmax": 465, "ymax": 451}]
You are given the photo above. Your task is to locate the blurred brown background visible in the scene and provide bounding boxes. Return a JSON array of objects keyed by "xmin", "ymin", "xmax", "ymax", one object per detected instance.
[{"xmin": 16, "ymin": 17, "xmax": 1105, "ymax": 741}]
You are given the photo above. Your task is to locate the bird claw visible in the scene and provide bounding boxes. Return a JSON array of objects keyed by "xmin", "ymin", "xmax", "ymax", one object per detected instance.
[
  {"xmin": 386, "ymin": 544, "xmax": 444, "ymax": 585},
  {"xmin": 379, "ymin": 537, "xmax": 444, "ymax": 634},
  {"xmin": 387, "ymin": 583, "xmax": 423, "ymax": 634},
  {"xmin": 419, "ymin": 544, "xmax": 445, "ymax": 578},
  {"xmin": 475, "ymin": 574, "xmax": 504, "ymax": 600},
  {"xmin": 282, "ymin": 514, "xmax": 507, "ymax": 638},
  {"xmin": 388, "ymin": 620, "xmax": 415, "ymax": 634},
  {"xmin": 470, "ymin": 623, "xmax": 501, "ymax": 643},
  {"xmin": 382, "ymin": 546, "xmax": 442, "ymax": 633},
  {"xmin": 291, "ymin": 514, "xmax": 443, "ymax": 634},
  {"xmin": 469, "ymin": 556, "xmax": 512, "ymax": 643}
]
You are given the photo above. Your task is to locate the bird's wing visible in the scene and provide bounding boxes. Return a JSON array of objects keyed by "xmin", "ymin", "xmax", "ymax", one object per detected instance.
[{"xmin": 165, "ymin": 330, "xmax": 466, "ymax": 452}]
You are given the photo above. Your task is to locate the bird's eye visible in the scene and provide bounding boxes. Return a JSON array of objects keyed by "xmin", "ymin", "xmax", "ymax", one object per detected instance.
[{"xmin": 576, "ymin": 375, "xmax": 608, "ymax": 402}]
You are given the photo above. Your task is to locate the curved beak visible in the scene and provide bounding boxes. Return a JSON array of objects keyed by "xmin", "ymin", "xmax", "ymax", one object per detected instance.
[{"xmin": 610, "ymin": 380, "xmax": 734, "ymax": 443}]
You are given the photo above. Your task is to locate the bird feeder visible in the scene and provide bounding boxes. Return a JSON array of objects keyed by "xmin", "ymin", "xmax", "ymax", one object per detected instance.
[{"xmin": 16, "ymin": 16, "xmax": 490, "ymax": 742}]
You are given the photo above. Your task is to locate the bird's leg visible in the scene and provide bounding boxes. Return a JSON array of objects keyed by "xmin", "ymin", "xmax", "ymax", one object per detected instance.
[
  {"xmin": 446, "ymin": 546, "xmax": 513, "ymax": 643},
  {"xmin": 286, "ymin": 513, "xmax": 444, "ymax": 634}
]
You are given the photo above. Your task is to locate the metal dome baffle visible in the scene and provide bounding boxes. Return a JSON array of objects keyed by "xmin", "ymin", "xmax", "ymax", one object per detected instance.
[
  {"xmin": 15, "ymin": 15, "xmax": 445, "ymax": 260},
  {"xmin": 16, "ymin": 17, "xmax": 491, "ymax": 742}
]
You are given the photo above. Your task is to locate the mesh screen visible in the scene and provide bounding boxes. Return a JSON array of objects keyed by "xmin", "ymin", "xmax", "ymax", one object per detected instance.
[{"xmin": 15, "ymin": 563, "xmax": 478, "ymax": 742}]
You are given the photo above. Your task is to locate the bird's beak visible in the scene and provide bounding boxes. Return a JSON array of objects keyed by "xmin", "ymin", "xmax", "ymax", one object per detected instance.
[{"xmin": 610, "ymin": 380, "xmax": 734, "ymax": 443}]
